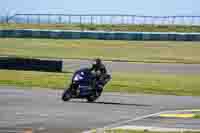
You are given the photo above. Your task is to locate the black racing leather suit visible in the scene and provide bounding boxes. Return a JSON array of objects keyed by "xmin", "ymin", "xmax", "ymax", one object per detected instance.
[
  {"xmin": 90, "ymin": 63, "xmax": 107, "ymax": 76},
  {"xmin": 90, "ymin": 63, "xmax": 108, "ymax": 90}
]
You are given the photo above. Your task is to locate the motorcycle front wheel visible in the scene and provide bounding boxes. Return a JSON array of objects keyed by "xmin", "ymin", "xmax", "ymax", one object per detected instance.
[{"xmin": 62, "ymin": 89, "xmax": 71, "ymax": 101}]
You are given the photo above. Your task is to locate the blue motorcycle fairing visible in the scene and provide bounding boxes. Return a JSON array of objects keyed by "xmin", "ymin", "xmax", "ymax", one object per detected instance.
[{"xmin": 72, "ymin": 68, "xmax": 95, "ymax": 97}]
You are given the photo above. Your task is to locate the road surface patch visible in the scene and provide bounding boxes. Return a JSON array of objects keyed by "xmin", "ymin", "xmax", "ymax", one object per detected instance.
[
  {"xmin": 112, "ymin": 125, "xmax": 200, "ymax": 132},
  {"xmin": 84, "ymin": 109, "xmax": 200, "ymax": 133},
  {"xmin": 159, "ymin": 113, "xmax": 195, "ymax": 118},
  {"xmin": 158, "ymin": 110, "xmax": 200, "ymax": 118}
]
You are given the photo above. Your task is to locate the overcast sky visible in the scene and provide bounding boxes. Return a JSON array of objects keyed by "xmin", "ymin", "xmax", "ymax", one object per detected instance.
[{"xmin": 0, "ymin": 0, "xmax": 199, "ymax": 16}]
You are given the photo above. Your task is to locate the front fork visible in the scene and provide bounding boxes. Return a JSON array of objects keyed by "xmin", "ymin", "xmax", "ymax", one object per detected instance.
[{"xmin": 68, "ymin": 83, "xmax": 79, "ymax": 96}]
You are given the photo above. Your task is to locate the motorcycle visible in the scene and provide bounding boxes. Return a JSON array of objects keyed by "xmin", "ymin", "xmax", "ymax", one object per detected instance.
[{"xmin": 62, "ymin": 68, "xmax": 111, "ymax": 102}]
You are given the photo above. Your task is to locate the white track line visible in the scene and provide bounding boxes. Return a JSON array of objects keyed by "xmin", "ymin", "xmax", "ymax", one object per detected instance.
[
  {"xmin": 113, "ymin": 126, "xmax": 200, "ymax": 132},
  {"xmin": 104, "ymin": 111, "xmax": 165, "ymax": 129},
  {"xmin": 83, "ymin": 109, "xmax": 200, "ymax": 133},
  {"xmin": 104, "ymin": 109, "xmax": 200, "ymax": 129}
]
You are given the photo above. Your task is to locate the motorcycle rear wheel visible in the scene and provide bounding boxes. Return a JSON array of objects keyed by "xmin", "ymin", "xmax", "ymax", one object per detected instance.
[
  {"xmin": 87, "ymin": 96, "xmax": 98, "ymax": 102},
  {"xmin": 86, "ymin": 90, "xmax": 101, "ymax": 102}
]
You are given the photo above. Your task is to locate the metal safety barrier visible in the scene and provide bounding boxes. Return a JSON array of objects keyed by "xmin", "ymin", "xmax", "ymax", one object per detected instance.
[{"xmin": 0, "ymin": 29, "xmax": 200, "ymax": 41}]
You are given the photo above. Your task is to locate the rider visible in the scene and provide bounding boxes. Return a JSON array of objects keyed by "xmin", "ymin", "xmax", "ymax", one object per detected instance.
[
  {"xmin": 90, "ymin": 58, "xmax": 107, "ymax": 75},
  {"xmin": 90, "ymin": 58, "xmax": 108, "ymax": 91}
]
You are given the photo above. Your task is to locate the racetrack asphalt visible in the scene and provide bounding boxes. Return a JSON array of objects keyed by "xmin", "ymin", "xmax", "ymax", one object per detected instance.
[
  {"xmin": 0, "ymin": 86, "xmax": 200, "ymax": 133},
  {"xmin": 1, "ymin": 59, "xmax": 200, "ymax": 132}
]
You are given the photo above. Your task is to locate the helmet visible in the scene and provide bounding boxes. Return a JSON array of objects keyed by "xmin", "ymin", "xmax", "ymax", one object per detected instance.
[
  {"xmin": 92, "ymin": 58, "xmax": 102, "ymax": 65},
  {"xmin": 95, "ymin": 58, "xmax": 102, "ymax": 65}
]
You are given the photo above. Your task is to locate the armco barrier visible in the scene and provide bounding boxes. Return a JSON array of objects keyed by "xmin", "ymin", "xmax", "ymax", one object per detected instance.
[
  {"xmin": 0, "ymin": 57, "xmax": 62, "ymax": 72},
  {"xmin": 0, "ymin": 29, "xmax": 200, "ymax": 41}
]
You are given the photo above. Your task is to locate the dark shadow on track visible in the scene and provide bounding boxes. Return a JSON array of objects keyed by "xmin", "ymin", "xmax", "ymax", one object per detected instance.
[{"xmin": 69, "ymin": 101, "xmax": 151, "ymax": 107}]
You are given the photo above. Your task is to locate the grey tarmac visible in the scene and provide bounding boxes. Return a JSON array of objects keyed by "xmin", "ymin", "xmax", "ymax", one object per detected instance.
[{"xmin": 0, "ymin": 86, "xmax": 200, "ymax": 133}]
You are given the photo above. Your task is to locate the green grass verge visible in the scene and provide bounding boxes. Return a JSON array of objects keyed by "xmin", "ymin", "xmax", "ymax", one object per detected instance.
[
  {"xmin": 1, "ymin": 23, "xmax": 200, "ymax": 33},
  {"xmin": 1, "ymin": 38, "xmax": 200, "ymax": 64},
  {"xmin": 0, "ymin": 70, "xmax": 70, "ymax": 89},
  {"xmin": 194, "ymin": 114, "xmax": 200, "ymax": 119},
  {"xmin": 1, "ymin": 70, "xmax": 200, "ymax": 96}
]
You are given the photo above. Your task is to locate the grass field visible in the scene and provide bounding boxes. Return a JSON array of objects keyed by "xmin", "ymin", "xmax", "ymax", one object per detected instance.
[
  {"xmin": 1, "ymin": 38, "xmax": 200, "ymax": 64},
  {"xmin": 1, "ymin": 38, "xmax": 200, "ymax": 95},
  {"xmin": 1, "ymin": 23, "xmax": 200, "ymax": 33},
  {"xmin": 194, "ymin": 114, "xmax": 200, "ymax": 119},
  {"xmin": 1, "ymin": 70, "xmax": 200, "ymax": 96}
]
